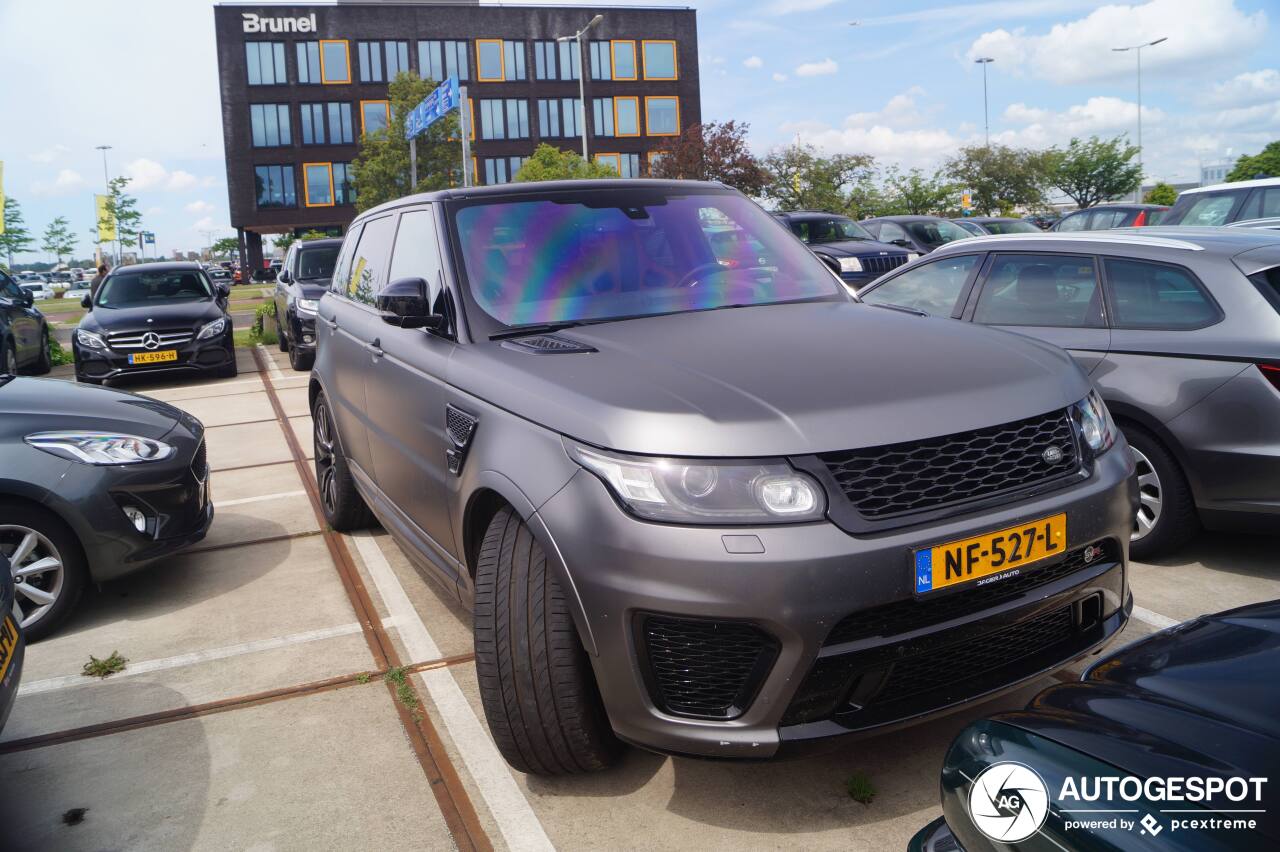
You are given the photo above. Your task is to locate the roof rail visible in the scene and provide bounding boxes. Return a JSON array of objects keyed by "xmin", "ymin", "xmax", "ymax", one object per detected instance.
[{"xmin": 932, "ymin": 232, "xmax": 1206, "ymax": 252}]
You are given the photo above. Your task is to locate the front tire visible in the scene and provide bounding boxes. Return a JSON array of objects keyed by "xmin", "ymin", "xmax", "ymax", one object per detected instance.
[
  {"xmin": 311, "ymin": 390, "xmax": 373, "ymax": 531},
  {"xmin": 288, "ymin": 344, "xmax": 314, "ymax": 372},
  {"xmin": 474, "ymin": 507, "xmax": 621, "ymax": 775},
  {"xmin": 32, "ymin": 329, "xmax": 52, "ymax": 375},
  {"xmin": 1, "ymin": 502, "xmax": 88, "ymax": 641},
  {"xmin": 3, "ymin": 340, "xmax": 16, "ymax": 376},
  {"xmin": 1125, "ymin": 426, "xmax": 1198, "ymax": 560}
]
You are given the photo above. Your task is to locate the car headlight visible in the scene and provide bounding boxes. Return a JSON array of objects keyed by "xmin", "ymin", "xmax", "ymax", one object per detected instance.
[
  {"xmin": 1071, "ymin": 390, "xmax": 1117, "ymax": 455},
  {"xmin": 76, "ymin": 328, "xmax": 106, "ymax": 350},
  {"xmin": 906, "ymin": 252, "xmax": 920, "ymax": 261},
  {"xmin": 567, "ymin": 442, "xmax": 826, "ymax": 524},
  {"xmin": 296, "ymin": 298, "xmax": 320, "ymax": 315},
  {"xmin": 25, "ymin": 431, "xmax": 176, "ymax": 465},
  {"xmin": 838, "ymin": 257, "xmax": 863, "ymax": 273},
  {"xmin": 196, "ymin": 317, "xmax": 227, "ymax": 340}
]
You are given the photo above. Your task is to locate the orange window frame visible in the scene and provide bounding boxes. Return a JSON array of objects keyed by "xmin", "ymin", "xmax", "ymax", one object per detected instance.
[
  {"xmin": 646, "ymin": 150, "xmax": 668, "ymax": 173},
  {"xmin": 613, "ymin": 96, "xmax": 640, "ymax": 137},
  {"xmin": 476, "ymin": 38, "xmax": 505, "ymax": 82},
  {"xmin": 360, "ymin": 99, "xmax": 390, "ymax": 135},
  {"xmin": 595, "ymin": 153, "xmax": 622, "ymax": 174},
  {"xmin": 319, "ymin": 39, "xmax": 351, "ymax": 85},
  {"xmin": 610, "ymin": 40, "xmax": 637, "ymax": 81},
  {"xmin": 641, "ymin": 40, "xmax": 678, "ymax": 80},
  {"xmin": 303, "ymin": 162, "xmax": 335, "ymax": 207},
  {"xmin": 645, "ymin": 96, "xmax": 680, "ymax": 137}
]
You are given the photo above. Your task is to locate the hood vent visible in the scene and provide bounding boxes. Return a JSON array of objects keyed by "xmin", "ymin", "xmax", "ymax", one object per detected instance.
[{"xmin": 501, "ymin": 334, "xmax": 596, "ymax": 355}]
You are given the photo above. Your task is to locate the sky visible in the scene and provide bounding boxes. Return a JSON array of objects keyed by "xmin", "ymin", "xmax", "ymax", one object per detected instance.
[{"xmin": 2, "ymin": 0, "xmax": 1277, "ymax": 262}]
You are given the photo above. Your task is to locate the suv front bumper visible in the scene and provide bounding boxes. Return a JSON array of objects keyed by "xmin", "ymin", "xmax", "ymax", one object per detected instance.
[{"xmin": 532, "ymin": 445, "xmax": 1134, "ymax": 759}]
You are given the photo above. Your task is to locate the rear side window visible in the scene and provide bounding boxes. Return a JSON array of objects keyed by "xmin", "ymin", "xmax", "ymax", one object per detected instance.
[
  {"xmin": 1241, "ymin": 187, "xmax": 1280, "ymax": 221},
  {"xmin": 1056, "ymin": 212, "xmax": 1088, "ymax": 232},
  {"xmin": 1104, "ymin": 259, "xmax": 1219, "ymax": 329},
  {"xmin": 343, "ymin": 216, "xmax": 396, "ymax": 305},
  {"xmin": 1246, "ymin": 267, "xmax": 1280, "ymax": 314},
  {"xmin": 330, "ymin": 224, "xmax": 363, "ymax": 297},
  {"xmin": 1168, "ymin": 193, "xmax": 1239, "ymax": 226},
  {"xmin": 1090, "ymin": 209, "xmax": 1127, "ymax": 229},
  {"xmin": 861, "ymin": 255, "xmax": 980, "ymax": 317},
  {"xmin": 974, "ymin": 254, "xmax": 1103, "ymax": 327}
]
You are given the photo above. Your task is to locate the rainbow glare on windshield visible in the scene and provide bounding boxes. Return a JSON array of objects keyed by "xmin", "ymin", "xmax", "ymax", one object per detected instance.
[{"xmin": 454, "ymin": 193, "xmax": 836, "ymax": 328}]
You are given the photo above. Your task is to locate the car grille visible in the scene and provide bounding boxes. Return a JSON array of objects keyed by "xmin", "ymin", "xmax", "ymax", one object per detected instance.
[
  {"xmin": 824, "ymin": 540, "xmax": 1115, "ymax": 646},
  {"xmin": 190, "ymin": 440, "xmax": 208, "ymax": 482},
  {"xmin": 817, "ymin": 408, "xmax": 1078, "ymax": 521},
  {"xmin": 106, "ymin": 328, "xmax": 194, "ymax": 350},
  {"xmin": 861, "ymin": 255, "xmax": 909, "ymax": 276},
  {"xmin": 639, "ymin": 615, "xmax": 778, "ymax": 719}
]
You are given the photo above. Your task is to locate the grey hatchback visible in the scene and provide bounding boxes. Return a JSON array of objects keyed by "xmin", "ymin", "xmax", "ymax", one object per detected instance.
[
  {"xmin": 860, "ymin": 228, "xmax": 1280, "ymax": 558},
  {"xmin": 310, "ymin": 180, "xmax": 1134, "ymax": 774}
]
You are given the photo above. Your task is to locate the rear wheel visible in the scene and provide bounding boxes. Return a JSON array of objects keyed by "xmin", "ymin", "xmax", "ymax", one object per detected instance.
[
  {"xmin": 32, "ymin": 329, "xmax": 52, "ymax": 375},
  {"xmin": 312, "ymin": 390, "xmax": 373, "ymax": 531},
  {"xmin": 1124, "ymin": 426, "xmax": 1198, "ymax": 560},
  {"xmin": 288, "ymin": 344, "xmax": 314, "ymax": 372},
  {"xmin": 474, "ymin": 507, "xmax": 621, "ymax": 775},
  {"xmin": 1, "ymin": 503, "xmax": 88, "ymax": 642}
]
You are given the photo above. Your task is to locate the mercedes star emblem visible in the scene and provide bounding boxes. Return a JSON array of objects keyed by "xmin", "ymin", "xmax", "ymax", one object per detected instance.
[{"xmin": 141, "ymin": 332, "xmax": 162, "ymax": 350}]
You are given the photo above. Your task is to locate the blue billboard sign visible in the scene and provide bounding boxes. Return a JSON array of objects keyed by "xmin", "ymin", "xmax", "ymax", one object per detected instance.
[{"xmin": 405, "ymin": 77, "xmax": 461, "ymax": 140}]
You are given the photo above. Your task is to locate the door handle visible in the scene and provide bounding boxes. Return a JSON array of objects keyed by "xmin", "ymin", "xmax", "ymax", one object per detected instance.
[
  {"xmin": 367, "ymin": 337, "xmax": 383, "ymax": 358},
  {"xmin": 322, "ymin": 316, "xmax": 338, "ymax": 330}
]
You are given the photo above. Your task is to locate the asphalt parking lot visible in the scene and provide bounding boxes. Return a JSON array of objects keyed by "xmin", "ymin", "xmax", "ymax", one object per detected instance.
[{"xmin": 2, "ymin": 347, "xmax": 1277, "ymax": 851}]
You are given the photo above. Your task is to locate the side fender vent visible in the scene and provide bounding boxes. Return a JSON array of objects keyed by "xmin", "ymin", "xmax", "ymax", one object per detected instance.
[
  {"xmin": 445, "ymin": 404, "xmax": 478, "ymax": 475},
  {"xmin": 501, "ymin": 334, "xmax": 596, "ymax": 355}
]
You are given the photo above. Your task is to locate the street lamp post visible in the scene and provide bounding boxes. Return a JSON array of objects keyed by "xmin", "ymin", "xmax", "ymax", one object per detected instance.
[
  {"xmin": 974, "ymin": 57, "xmax": 994, "ymax": 147},
  {"xmin": 1112, "ymin": 37, "xmax": 1167, "ymax": 201},
  {"xmin": 557, "ymin": 14, "xmax": 604, "ymax": 162},
  {"xmin": 95, "ymin": 144, "xmax": 114, "ymax": 265}
]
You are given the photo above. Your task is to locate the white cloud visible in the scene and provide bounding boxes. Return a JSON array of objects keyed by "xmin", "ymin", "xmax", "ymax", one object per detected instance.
[
  {"xmin": 846, "ymin": 86, "xmax": 932, "ymax": 129},
  {"xmin": 743, "ymin": 55, "xmax": 764, "ymax": 69},
  {"xmin": 795, "ymin": 58, "xmax": 838, "ymax": 77},
  {"xmin": 28, "ymin": 144, "xmax": 69, "ymax": 164},
  {"xmin": 166, "ymin": 170, "xmax": 199, "ymax": 191},
  {"xmin": 966, "ymin": 0, "xmax": 1267, "ymax": 84},
  {"xmin": 1203, "ymin": 69, "xmax": 1280, "ymax": 108},
  {"xmin": 30, "ymin": 168, "xmax": 86, "ymax": 197},
  {"xmin": 125, "ymin": 158, "xmax": 169, "ymax": 190},
  {"xmin": 145, "ymin": 206, "xmax": 166, "ymax": 216},
  {"xmin": 192, "ymin": 216, "xmax": 225, "ymax": 232},
  {"xmin": 765, "ymin": 0, "xmax": 841, "ymax": 15},
  {"xmin": 772, "ymin": 72, "xmax": 789, "ymax": 82},
  {"xmin": 780, "ymin": 89, "xmax": 960, "ymax": 168},
  {"xmin": 1000, "ymin": 96, "xmax": 1162, "ymax": 143},
  {"xmin": 184, "ymin": 200, "xmax": 215, "ymax": 215}
]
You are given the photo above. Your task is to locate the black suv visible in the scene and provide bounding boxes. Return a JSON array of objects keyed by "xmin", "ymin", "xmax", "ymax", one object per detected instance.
[
  {"xmin": 0, "ymin": 267, "xmax": 52, "ymax": 376},
  {"xmin": 772, "ymin": 212, "xmax": 913, "ymax": 287},
  {"xmin": 275, "ymin": 237, "xmax": 342, "ymax": 371}
]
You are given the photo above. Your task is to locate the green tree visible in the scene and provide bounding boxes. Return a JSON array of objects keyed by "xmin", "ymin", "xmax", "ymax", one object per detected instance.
[
  {"xmin": 1226, "ymin": 140, "xmax": 1280, "ymax": 182},
  {"xmin": 761, "ymin": 143, "xmax": 877, "ymax": 214},
  {"xmin": 882, "ymin": 167, "xmax": 959, "ymax": 216},
  {"xmin": 41, "ymin": 216, "xmax": 78, "ymax": 264},
  {"xmin": 1044, "ymin": 135, "xmax": 1143, "ymax": 210},
  {"xmin": 351, "ymin": 72, "xmax": 463, "ymax": 212},
  {"xmin": 101, "ymin": 175, "xmax": 143, "ymax": 251},
  {"xmin": 648, "ymin": 120, "xmax": 769, "ymax": 195},
  {"xmin": 300, "ymin": 229, "xmax": 332, "ymax": 240},
  {"xmin": 0, "ymin": 197, "xmax": 36, "ymax": 269},
  {"xmin": 514, "ymin": 144, "xmax": 619, "ymax": 181},
  {"xmin": 944, "ymin": 144, "xmax": 1050, "ymax": 216},
  {"xmin": 211, "ymin": 236, "xmax": 240, "ymax": 258},
  {"xmin": 1143, "ymin": 181, "xmax": 1179, "ymax": 206},
  {"xmin": 273, "ymin": 232, "xmax": 298, "ymax": 252}
]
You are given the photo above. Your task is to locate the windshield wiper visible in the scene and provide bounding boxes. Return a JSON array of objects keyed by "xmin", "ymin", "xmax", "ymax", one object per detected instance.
[
  {"xmin": 489, "ymin": 320, "xmax": 591, "ymax": 341},
  {"xmin": 868, "ymin": 302, "xmax": 929, "ymax": 317}
]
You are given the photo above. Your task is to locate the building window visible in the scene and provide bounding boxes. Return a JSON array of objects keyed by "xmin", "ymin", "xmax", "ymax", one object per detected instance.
[
  {"xmin": 246, "ymin": 42, "xmax": 287, "ymax": 85},
  {"xmin": 333, "ymin": 162, "xmax": 356, "ymax": 205},
  {"xmin": 592, "ymin": 98, "xmax": 615, "ymax": 137},
  {"xmin": 483, "ymin": 156, "xmax": 527, "ymax": 185},
  {"xmin": 537, "ymin": 98, "xmax": 582, "ymax": 138},
  {"xmin": 320, "ymin": 40, "xmax": 351, "ymax": 84},
  {"xmin": 611, "ymin": 41, "xmax": 637, "ymax": 80},
  {"xmin": 596, "ymin": 153, "xmax": 639, "ymax": 178},
  {"xmin": 476, "ymin": 39, "xmax": 525, "ymax": 82},
  {"xmin": 255, "ymin": 165, "xmax": 296, "ymax": 209},
  {"xmin": 249, "ymin": 104, "xmax": 291, "ymax": 147},
  {"xmin": 304, "ymin": 163, "xmax": 335, "ymax": 207},
  {"xmin": 533, "ymin": 40, "xmax": 579, "ymax": 80},
  {"xmin": 595, "ymin": 153, "xmax": 621, "ymax": 175},
  {"xmin": 358, "ymin": 40, "xmax": 409, "ymax": 83},
  {"xmin": 418, "ymin": 40, "xmax": 469, "ymax": 82},
  {"xmin": 645, "ymin": 96, "xmax": 680, "ymax": 136},
  {"xmin": 361, "ymin": 100, "xmax": 390, "ymax": 135},
  {"xmin": 300, "ymin": 102, "xmax": 354, "ymax": 145},
  {"xmin": 589, "ymin": 41, "xmax": 611, "ymax": 80},
  {"xmin": 642, "ymin": 40, "xmax": 678, "ymax": 80},
  {"xmin": 297, "ymin": 42, "xmax": 321, "ymax": 84},
  {"xmin": 647, "ymin": 150, "xmax": 668, "ymax": 174},
  {"xmin": 478, "ymin": 99, "xmax": 529, "ymax": 140},
  {"xmin": 614, "ymin": 96, "xmax": 640, "ymax": 137}
]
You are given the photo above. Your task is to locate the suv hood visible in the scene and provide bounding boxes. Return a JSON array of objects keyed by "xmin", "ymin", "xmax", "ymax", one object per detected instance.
[
  {"xmin": 0, "ymin": 377, "xmax": 182, "ymax": 440},
  {"xmin": 79, "ymin": 299, "xmax": 225, "ymax": 334},
  {"xmin": 451, "ymin": 300, "xmax": 1090, "ymax": 456},
  {"xmin": 809, "ymin": 239, "xmax": 908, "ymax": 258}
]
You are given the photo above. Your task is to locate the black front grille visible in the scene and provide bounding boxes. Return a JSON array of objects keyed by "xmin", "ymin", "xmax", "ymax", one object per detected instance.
[
  {"xmin": 818, "ymin": 409, "xmax": 1078, "ymax": 520},
  {"xmin": 862, "ymin": 254, "xmax": 910, "ymax": 276},
  {"xmin": 190, "ymin": 440, "xmax": 208, "ymax": 481},
  {"xmin": 640, "ymin": 616, "xmax": 778, "ymax": 719},
  {"xmin": 825, "ymin": 541, "xmax": 1115, "ymax": 647}
]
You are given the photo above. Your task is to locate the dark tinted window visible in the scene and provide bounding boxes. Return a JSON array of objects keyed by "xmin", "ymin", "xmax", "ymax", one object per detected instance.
[
  {"xmin": 1090, "ymin": 209, "xmax": 1127, "ymax": 229},
  {"xmin": 1104, "ymin": 259, "xmax": 1219, "ymax": 329},
  {"xmin": 1248, "ymin": 267, "xmax": 1280, "ymax": 313},
  {"xmin": 974, "ymin": 254, "xmax": 1103, "ymax": 327},
  {"xmin": 340, "ymin": 216, "xmax": 396, "ymax": 304},
  {"xmin": 98, "ymin": 271, "xmax": 213, "ymax": 307},
  {"xmin": 984, "ymin": 220, "xmax": 1040, "ymax": 235},
  {"xmin": 862, "ymin": 255, "xmax": 980, "ymax": 316},
  {"xmin": 1056, "ymin": 211, "xmax": 1089, "ymax": 232},
  {"xmin": 330, "ymin": 222, "xmax": 363, "ymax": 296},
  {"xmin": 905, "ymin": 219, "xmax": 971, "ymax": 248},
  {"xmin": 1165, "ymin": 192, "xmax": 1240, "ymax": 226},
  {"xmin": 296, "ymin": 246, "xmax": 340, "ymax": 280}
]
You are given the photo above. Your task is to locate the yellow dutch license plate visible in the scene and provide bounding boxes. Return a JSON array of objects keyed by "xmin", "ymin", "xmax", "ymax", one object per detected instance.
[
  {"xmin": 914, "ymin": 513, "xmax": 1067, "ymax": 595},
  {"xmin": 0, "ymin": 615, "xmax": 17, "ymax": 683},
  {"xmin": 128, "ymin": 350, "xmax": 178, "ymax": 365}
]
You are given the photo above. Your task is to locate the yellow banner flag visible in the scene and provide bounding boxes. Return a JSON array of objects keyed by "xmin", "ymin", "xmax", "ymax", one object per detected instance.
[
  {"xmin": 0, "ymin": 160, "xmax": 6, "ymax": 236},
  {"xmin": 96, "ymin": 193, "xmax": 116, "ymax": 242}
]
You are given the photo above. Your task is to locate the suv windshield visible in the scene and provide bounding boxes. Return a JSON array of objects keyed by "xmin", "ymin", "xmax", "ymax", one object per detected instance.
[
  {"xmin": 452, "ymin": 189, "xmax": 841, "ymax": 329},
  {"xmin": 796, "ymin": 217, "xmax": 876, "ymax": 243},
  {"xmin": 906, "ymin": 220, "xmax": 973, "ymax": 249},
  {"xmin": 1163, "ymin": 192, "xmax": 1239, "ymax": 226},
  {"xmin": 97, "ymin": 270, "xmax": 213, "ymax": 308},
  {"xmin": 297, "ymin": 246, "xmax": 339, "ymax": 280}
]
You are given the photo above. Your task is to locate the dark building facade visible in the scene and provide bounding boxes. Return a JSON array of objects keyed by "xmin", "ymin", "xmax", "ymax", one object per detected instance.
[{"xmin": 213, "ymin": 2, "xmax": 701, "ymax": 269}]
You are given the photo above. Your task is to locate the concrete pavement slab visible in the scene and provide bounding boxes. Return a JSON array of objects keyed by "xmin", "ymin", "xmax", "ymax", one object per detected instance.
[
  {"xmin": 276, "ymin": 383, "xmax": 311, "ymax": 417},
  {"xmin": 288, "ymin": 414, "xmax": 316, "ymax": 460},
  {"xmin": 141, "ymin": 375, "xmax": 268, "ymax": 403},
  {"xmin": 173, "ymin": 390, "xmax": 276, "ymax": 428},
  {"xmin": 1128, "ymin": 532, "xmax": 1280, "ymax": 623},
  {"xmin": 206, "ymin": 420, "xmax": 293, "ymax": 470}
]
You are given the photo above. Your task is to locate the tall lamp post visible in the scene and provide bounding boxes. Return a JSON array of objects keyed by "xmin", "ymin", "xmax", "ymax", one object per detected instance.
[
  {"xmin": 974, "ymin": 57, "xmax": 994, "ymax": 147},
  {"xmin": 557, "ymin": 14, "xmax": 604, "ymax": 162},
  {"xmin": 95, "ymin": 144, "xmax": 114, "ymax": 265},
  {"xmin": 1112, "ymin": 37, "xmax": 1167, "ymax": 201}
]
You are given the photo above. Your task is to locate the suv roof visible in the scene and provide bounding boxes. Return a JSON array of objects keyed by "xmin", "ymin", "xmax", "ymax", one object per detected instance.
[
  {"xmin": 1182, "ymin": 176, "xmax": 1280, "ymax": 196},
  {"xmin": 297, "ymin": 237, "xmax": 343, "ymax": 248},
  {"xmin": 929, "ymin": 226, "xmax": 1280, "ymax": 258}
]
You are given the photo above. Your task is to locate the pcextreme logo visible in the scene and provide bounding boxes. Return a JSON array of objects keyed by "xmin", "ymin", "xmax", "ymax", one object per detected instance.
[{"xmin": 241, "ymin": 12, "xmax": 317, "ymax": 34}]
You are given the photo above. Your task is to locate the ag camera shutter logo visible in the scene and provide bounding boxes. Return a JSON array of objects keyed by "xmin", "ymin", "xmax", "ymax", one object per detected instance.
[{"xmin": 968, "ymin": 762, "xmax": 1051, "ymax": 842}]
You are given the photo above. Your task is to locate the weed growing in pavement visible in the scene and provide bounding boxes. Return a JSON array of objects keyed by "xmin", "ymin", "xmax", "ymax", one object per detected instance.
[
  {"xmin": 384, "ymin": 666, "xmax": 419, "ymax": 711},
  {"xmin": 81, "ymin": 651, "xmax": 128, "ymax": 679},
  {"xmin": 846, "ymin": 772, "xmax": 876, "ymax": 805},
  {"xmin": 356, "ymin": 672, "xmax": 371, "ymax": 684}
]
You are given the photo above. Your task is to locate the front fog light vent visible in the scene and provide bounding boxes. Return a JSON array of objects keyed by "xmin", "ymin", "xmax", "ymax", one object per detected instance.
[{"xmin": 122, "ymin": 506, "xmax": 149, "ymax": 533}]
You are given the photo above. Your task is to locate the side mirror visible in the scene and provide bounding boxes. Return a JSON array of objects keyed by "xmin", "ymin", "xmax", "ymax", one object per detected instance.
[
  {"xmin": 891, "ymin": 239, "xmax": 912, "ymax": 248},
  {"xmin": 816, "ymin": 254, "xmax": 842, "ymax": 274},
  {"xmin": 278, "ymin": 268, "xmax": 291, "ymax": 284},
  {"xmin": 216, "ymin": 283, "xmax": 231, "ymax": 298},
  {"xmin": 377, "ymin": 277, "xmax": 444, "ymax": 330},
  {"xmin": 81, "ymin": 295, "xmax": 92, "ymax": 309},
  {"xmin": 18, "ymin": 291, "xmax": 34, "ymax": 307}
]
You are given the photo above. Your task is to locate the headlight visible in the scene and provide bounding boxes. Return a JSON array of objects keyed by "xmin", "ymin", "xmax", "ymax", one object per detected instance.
[
  {"xmin": 25, "ymin": 432, "xmax": 175, "ymax": 465},
  {"xmin": 76, "ymin": 328, "xmax": 106, "ymax": 350},
  {"xmin": 906, "ymin": 252, "xmax": 920, "ymax": 261},
  {"xmin": 838, "ymin": 257, "xmax": 863, "ymax": 273},
  {"xmin": 296, "ymin": 298, "xmax": 320, "ymax": 315},
  {"xmin": 1071, "ymin": 390, "xmax": 1116, "ymax": 455},
  {"xmin": 196, "ymin": 317, "xmax": 227, "ymax": 340},
  {"xmin": 567, "ymin": 442, "xmax": 826, "ymax": 524}
]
